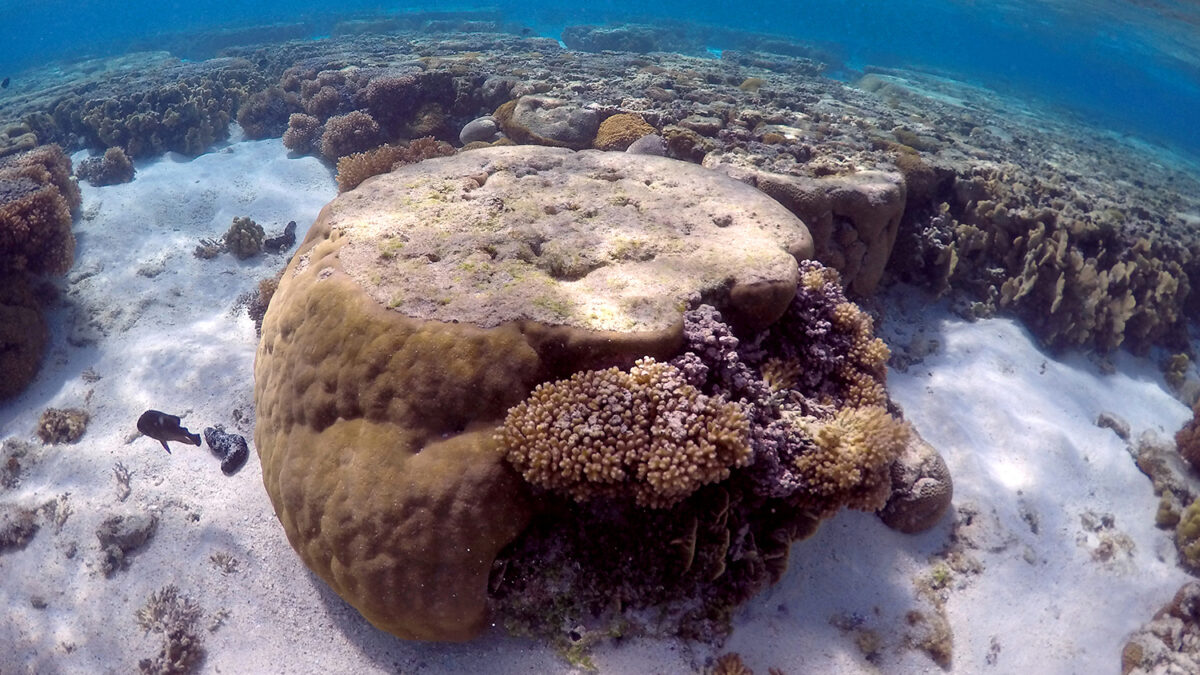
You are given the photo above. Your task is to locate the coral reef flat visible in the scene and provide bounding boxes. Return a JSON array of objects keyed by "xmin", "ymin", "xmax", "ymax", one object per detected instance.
[
  {"xmin": 0, "ymin": 136, "xmax": 1190, "ymax": 673},
  {"xmin": 2, "ymin": 25, "xmax": 1200, "ymax": 673}
]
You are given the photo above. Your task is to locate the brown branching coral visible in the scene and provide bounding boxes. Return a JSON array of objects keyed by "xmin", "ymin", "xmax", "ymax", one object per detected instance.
[
  {"xmin": 830, "ymin": 300, "xmax": 891, "ymax": 408},
  {"xmin": 282, "ymin": 113, "xmax": 321, "ymax": 154},
  {"xmin": 76, "ymin": 146, "xmax": 135, "ymax": 186},
  {"xmin": 498, "ymin": 357, "xmax": 752, "ymax": 508},
  {"xmin": 223, "ymin": 216, "xmax": 264, "ymax": 259},
  {"xmin": 319, "ymin": 111, "xmax": 383, "ymax": 161},
  {"xmin": 793, "ymin": 405, "xmax": 911, "ymax": 513},
  {"xmin": 0, "ymin": 144, "xmax": 79, "ymax": 276},
  {"xmin": 335, "ymin": 137, "xmax": 455, "ymax": 192}
]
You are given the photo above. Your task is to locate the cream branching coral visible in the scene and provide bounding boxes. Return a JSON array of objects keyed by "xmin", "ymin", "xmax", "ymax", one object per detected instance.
[
  {"xmin": 792, "ymin": 405, "xmax": 911, "ymax": 513},
  {"xmin": 498, "ymin": 357, "xmax": 751, "ymax": 508}
]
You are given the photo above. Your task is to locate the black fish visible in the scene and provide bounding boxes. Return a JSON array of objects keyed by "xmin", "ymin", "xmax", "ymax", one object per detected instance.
[
  {"xmin": 1, "ymin": 77, "xmax": 8, "ymax": 89},
  {"xmin": 520, "ymin": 27, "xmax": 532, "ymax": 36},
  {"xmin": 137, "ymin": 410, "xmax": 201, "ymax": 453}
]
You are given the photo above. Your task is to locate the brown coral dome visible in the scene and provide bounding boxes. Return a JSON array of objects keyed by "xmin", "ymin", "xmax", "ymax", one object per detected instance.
[{"xmin": 253, "ymin": 145, "xmax": 814, "ymax": 642}]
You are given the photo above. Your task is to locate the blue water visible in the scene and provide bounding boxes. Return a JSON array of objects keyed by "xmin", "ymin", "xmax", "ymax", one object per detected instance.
[{"xmin": 2, "ymin": 0, "xmax": 1199, "ymax": 158}]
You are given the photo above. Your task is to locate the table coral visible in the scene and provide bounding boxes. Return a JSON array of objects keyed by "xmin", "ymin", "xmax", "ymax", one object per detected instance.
[{"xmin": 498, "ymin": 357, "xmax": 751, "ymax": 508}]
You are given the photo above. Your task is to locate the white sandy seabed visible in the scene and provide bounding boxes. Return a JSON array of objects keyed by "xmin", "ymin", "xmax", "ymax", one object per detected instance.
[{"xmin": 0, "ymin": 135, "xmax": 1196, "ymax": 674}]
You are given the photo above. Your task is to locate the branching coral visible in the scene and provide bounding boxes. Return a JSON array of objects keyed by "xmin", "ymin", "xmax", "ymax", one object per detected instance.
[
  {"xmin": 358, "ymin": 72, "xmax": 421, "ymax": 134},
  {"xmin": 335, "ymin": 137, "xmax": 455, "ymax": 193},
  {"xmin": 136, "ymin": 584, "xmax": 204, "ymax": 674},
  {"xmin": 282, "ymin": 113, "xmax": 321, "ymax": 154},
  {"xmin": 223, "ymin": 216, "xmax": 264, "ymax": 259},
  {"xmin": 792, "ymin": 405, "xmax": 911, "ymax": 513},
  {"xmin": 236, "ymin": 86, "xmax": 301, "ymax": 140},
  {"xmin": 1, "ymin": 144, "xmax": 79, "ymax": 277},
  {"xmin": 76, "ymin": 146, "xmax": 135, "ymax": 186},
  {"xmin": 319, "ymin": 111, "xmax": 384, "ymax": 161},
  {"xmin": 499, "ymin": 357, "xmax": 751, "ymax": 508}
]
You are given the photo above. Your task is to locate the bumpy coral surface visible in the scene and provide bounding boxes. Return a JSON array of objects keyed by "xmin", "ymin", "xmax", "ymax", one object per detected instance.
[
  {"xmin": 76, "ymin": 146, "xmax": 135, "ymax": 186},
  {"xmin": 255, "ymin": 144, "xmax": 815, "ymax": 641},
  {"xmin": 499, "ymin": 357, "xmax": 751, "ymax": 508},
  {"xmin": 0, "ymin": 274, "xmax": 48, "ymax": 400},
  {"xmin": 319, "ymin": 110, "xmax": 383, "ymax": 160},
  {"xmin": 331, "ymin": 145, "xmax": 812, "ymax": 333},
  {"xmin": 1178, "ymin": 402, "xmax": 1200, "ymax": 472},
  {"xmin": 592, "ymin": 112, "xmax": 656, "ymax": 151},
  {"xmin": 223, "ymin": 216, "xmax": 264, "ymax": 259},
  {"xmin": 0, "ymin": 144, "xmax": 79, "ymax": 276}
]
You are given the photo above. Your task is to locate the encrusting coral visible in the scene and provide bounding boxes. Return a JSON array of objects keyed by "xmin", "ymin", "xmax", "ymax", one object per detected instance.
[{"xmin": 499, "ymin": 357, "xmax": 751, "ymax": 508}]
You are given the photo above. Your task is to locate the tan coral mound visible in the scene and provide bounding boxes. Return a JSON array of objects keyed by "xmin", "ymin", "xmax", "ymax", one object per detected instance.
[
  {"xmin": 498, "ymin": 357, "xmax": 751, "ymax": 508},
  {"xmin": 254, "ymin": 145, "xmax": 814, "ymax": 641}
]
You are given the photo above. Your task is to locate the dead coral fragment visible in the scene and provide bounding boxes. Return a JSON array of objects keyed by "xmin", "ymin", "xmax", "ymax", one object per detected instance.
[
  {"xmin": 499, "ymin": 357, "xmax": 751, "ymax": 508},
  {"xmin": 36, "ymin": 407, "xmax": 89, "ymax": 444},
  {"xmin": 793, "ymin": 405, "xmax": 910, "ymax": 513},
  {"xmin": 136, "ymin": 584, "xmax": 204, "ymax": 675}
]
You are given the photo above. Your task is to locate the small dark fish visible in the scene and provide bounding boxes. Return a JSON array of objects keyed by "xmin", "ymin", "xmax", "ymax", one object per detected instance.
[
  {"xmin": 137, "ymin": 410, "xmax": 201, "ymax": 453},
  {"xmin": 520, "ymin": 27, "xmax": 532, "ymax": 36},
  {"xmin": 1, "ymin": 77, "xmax": 8, "ymax": 89},
  {"xmin": 203, "ymin": 426, "xmax": 250, "ymax": 475}
]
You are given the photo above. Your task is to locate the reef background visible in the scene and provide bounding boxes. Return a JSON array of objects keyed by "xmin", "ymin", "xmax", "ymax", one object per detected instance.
[{"xmin": 1, "ymin": 0, "xmax": 1198, "ymax": 156}]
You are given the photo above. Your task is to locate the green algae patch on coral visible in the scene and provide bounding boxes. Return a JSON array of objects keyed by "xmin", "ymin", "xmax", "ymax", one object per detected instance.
[{"xmin": 329, "ymin": 146, "xmax": 814, "ymax": 335}]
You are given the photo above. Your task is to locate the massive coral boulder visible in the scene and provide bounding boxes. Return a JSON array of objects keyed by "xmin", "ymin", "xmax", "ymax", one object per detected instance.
[
  {"xmin": 727, "ymin": 167, "xmax": 907, "ymax": 295},
  {"xmin": 254, "ymin": 145, "xmax": 814, "ymax": 641}
]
